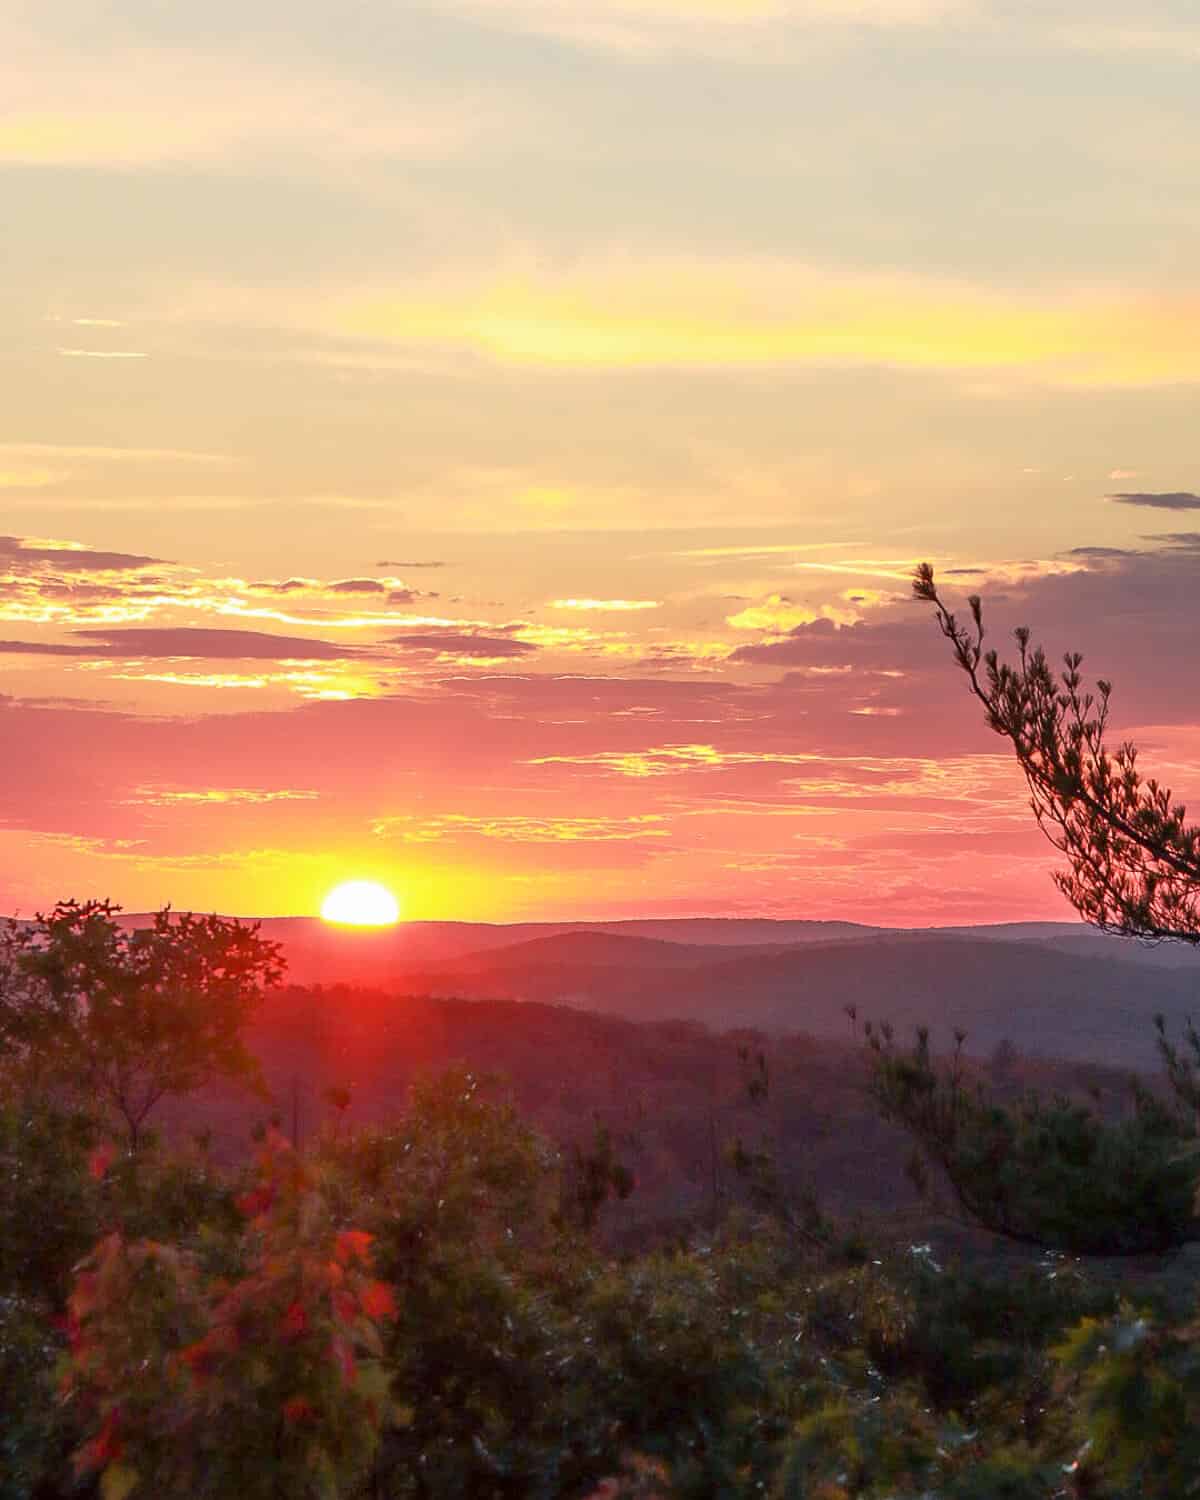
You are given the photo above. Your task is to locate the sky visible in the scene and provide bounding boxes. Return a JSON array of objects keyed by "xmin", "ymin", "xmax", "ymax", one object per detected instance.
[{"xmin": 3, "ymin": 0, "xmax": 1199, "ymax": 923}]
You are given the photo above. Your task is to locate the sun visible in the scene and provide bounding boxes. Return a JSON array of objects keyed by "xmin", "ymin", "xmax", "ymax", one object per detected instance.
[{"xmin": 320, "ymin": 880, "xmax": 402, "ymax": 927}]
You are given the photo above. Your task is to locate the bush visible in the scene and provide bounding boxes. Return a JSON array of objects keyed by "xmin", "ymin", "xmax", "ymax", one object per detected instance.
[
  {"xmin": 868, "ymin": 1026, "xmax": 1199, "ymax": 1254},
  {"xmin": 0, "ymin": 1097, "xmax": 99, "ymax": 1305},
  {"xmin": 60, "ymin": 1129, "xmax": 397, "ymax": 1500}
]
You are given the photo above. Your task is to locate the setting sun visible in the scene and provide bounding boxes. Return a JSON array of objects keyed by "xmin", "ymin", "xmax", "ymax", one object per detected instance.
[{"xmin": 320, "ymin": 880, "xmax": 402, "ymax": 927}]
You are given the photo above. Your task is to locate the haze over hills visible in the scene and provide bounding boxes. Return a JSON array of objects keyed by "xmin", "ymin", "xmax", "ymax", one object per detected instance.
[{"xmin": 102, "ymin": 913, "xmax": 1200, "ymax": 1072}]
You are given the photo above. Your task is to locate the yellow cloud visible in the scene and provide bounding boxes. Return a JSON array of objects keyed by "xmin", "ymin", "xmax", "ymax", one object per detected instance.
[
  {"xmin": 109, "ymin": 668, "xmax": 387, "ymax": 699},
  {"xmin": 123, "ymin": 787, "xmax": 320, "ymax": 806},
  {"xmin": 337, "ymin": 257, "xmax": 1200, "ymax": 387},
  {"xmin": 528, "ymin": 743, "xmax": 825, "ymax": 776},
  {"xmin": 0, "ymin": 467, "xmax": 67, "ymax": 489},
  {"xmin": 726, "ymin": 593, "xmax": 860, "ymax": 630},
  {"xmin": 726, "ymin": 594, "xmax": 817, "ymax": 631}
]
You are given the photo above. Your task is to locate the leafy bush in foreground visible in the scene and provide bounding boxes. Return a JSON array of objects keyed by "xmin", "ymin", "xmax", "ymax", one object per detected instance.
[
  {"xmin": 6, "ymin": 1057, "xmax": 1200, "ymax": 1498},
  {"xmin": 60, "ymin": 1130, "xmax": 397, "ymax": 1500}
]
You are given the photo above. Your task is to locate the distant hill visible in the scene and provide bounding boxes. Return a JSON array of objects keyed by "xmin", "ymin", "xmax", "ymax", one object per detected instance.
[
  {"xmin": 391, "ymin": 932, "xmax": 1197, "ymax": 1069},
  {"xmin": 439, "ymin": 930, "xmax": 806, "ymax": 973},
  {"xmin": 166, "ymin": 983, "xmax": 1170, "ymax": 1245},
  {"xmin": 41, "ymin": 911, "xmax": 1200, "ymax": 1068}
]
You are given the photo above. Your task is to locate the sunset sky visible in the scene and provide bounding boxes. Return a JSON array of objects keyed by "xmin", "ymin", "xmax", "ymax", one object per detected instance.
[{"xmin": 3, "ymin": 0, "xmax": 1199, "ymax": 923}]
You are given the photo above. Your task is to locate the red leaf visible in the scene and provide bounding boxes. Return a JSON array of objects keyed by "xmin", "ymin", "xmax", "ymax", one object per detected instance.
[
  {"xmin": 280, "ymin": 1300, "xmax": 308, "ymax": 1340},
  {"xmin": 236, "ymin": 1185, "xmax": 274, "ymax": 1219},
  {"xmin": 88, "ymin": 1143, "xmax": 117, "ymax": 1181},
  {"xmin": 282, "ymin": 1396, "xmax": 315, "ymax": 1425},
  {"xmin": 70, "ymin": 1271, "xmax": 100, "ymax": 1320},
  {"xmin": 333, "ymin": 1229, "xmax": 373, "ymax": 1266},
  {"xmin": 332, "ymin": 1290, "xmax": 358, "ymax": 1326},
  {"xmin": 360, "ymin": 1280, "xmax": 398, "ymax": 1322},
  {"xmin": 179, "ymin": 1339, "xmax": 217, "ymax": 1383},
  {"xmin": 74, "ymin": 1412, "xmax": 123, "ymax": 1474}
]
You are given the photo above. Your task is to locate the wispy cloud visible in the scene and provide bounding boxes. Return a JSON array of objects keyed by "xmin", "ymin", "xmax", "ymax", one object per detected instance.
[
  {"xmin": 123, "ymin": 787, "xmax": 320, "ymax": 807},
  {"xmin": 548, "ymin": 598, "xmax": 660, "ymax": 611},
  {"xmin": 376, "ymin": 811, "xmax": 669, "ymax": 842},
  {"xmin": 57, "ymin": 348, "xmax": 147, "ymax": 360},
  {"xmin": 527, "ymin": 743, "xmax": 821, "ymax": 777},
  {"xmin": 332, "ymin": 256, "xmax": 1200, "ymax": 386},
  {"xmin": 437, "ymin": 0, "xmax": 972, "ymax": 56},
  {"xmin": 1108, "ymin": 491, "xmax": 1200, "ymax": 510},
  {"xmin": 384, "ymin": 631, "xmax": 538, "ymax": 658},
  {"xmin": 0, "ymin": 535, "xmax": 162, "ymax": 572},
  {"xmin": 0, "ymin": 443, "xmax": 237, "ymax": 466},
  {"xmin": 67, "ymin": 627, "xmax": 366, "ymax": 660},
  {"xmin": 0, "ymin": 26, "xmax": 509, "ymax": 170}
]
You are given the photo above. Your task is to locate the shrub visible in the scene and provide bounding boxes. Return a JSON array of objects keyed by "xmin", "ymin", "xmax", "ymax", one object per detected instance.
[
  {"xmin": 868, "ymin": 1026, "xmax": 1198, "ymax": 1254},
  {"xmin": 60, "ymin": 1129, "xmax": 397, "ymax": 1500}
]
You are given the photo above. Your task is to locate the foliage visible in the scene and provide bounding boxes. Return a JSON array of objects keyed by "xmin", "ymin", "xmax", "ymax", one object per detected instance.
[
  {"xmin": 867, "ymin": 1024, "xmax": 1198, "ymax": 1253},
  {"xmin": 0, "ymin": 1096, "xmax": 100, "ymax": 1305},
  {"xmin": 0, "ymin": 900, "xmax": 283, "ymax": 1146},
  {"xmin": 320, "ymin": 1069, "xmax": 619, "ymax": 1498},
  {"xmin": 0, "ymin": 1295, "xmax": 73, "ymax": 1500},
  {"xmin": 9, "ymin": 885, "xmax": 1200, "ymax": 1495},
  {"xmin": 915, "ymin": 563, "xmax": 1200, "ymax": 943},
  {"xmin": 561, "ymin": 1123, "xmax": 636, "ymax": 1233},
  {"xmin": 60, "ymin": 1129, "xmax": 397, "ymax": 1500},
  {"xmin": 1055, "ymin": 1304, "xmax": 1200, "ymax": 1497}
]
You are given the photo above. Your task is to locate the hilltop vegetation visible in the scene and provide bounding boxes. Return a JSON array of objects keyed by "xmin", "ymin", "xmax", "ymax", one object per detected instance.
[{"xmin": 4, "ymin": 899, "xmax": 1200, "ymax": 1498}]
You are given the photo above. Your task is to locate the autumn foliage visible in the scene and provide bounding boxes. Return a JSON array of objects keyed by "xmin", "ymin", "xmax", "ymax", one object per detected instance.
[{"xmin": 60, "ymin": 1129, "xmax": 398, "ymax": 1500}]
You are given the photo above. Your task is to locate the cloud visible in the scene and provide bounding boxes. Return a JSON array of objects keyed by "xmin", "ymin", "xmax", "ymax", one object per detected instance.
[
  {"xmin": 240, "ymin": 575, "xmax": 437, "ymax": 606},
  {"xmin": 0, "ymin": 466, "xmax": 70, "ymax": 490},
  {"xmin": 0, "ymin": 639, "xmax": 97, "ymax": 657},
  {"xmin": 68, "ymin": 628, "xmax": 365, "ymax": 661},
  {"xmin": 1108, "ymin": 492, "xmax": 1200, "ymax": 510},
  {"xmin": 548, "ymin": 598, "xmax": 660, "ymax": 611},
  {"xmin": 333, "ymin": 255, "xmax": 1200, "ymax": 386},
  {"xmin": 376, "ymin": 812, "xmax": 669, "ymax": 842},
  {"xmin": 527, "ymin": 743, "xmax": 823, "ymax": 777},
  {"xmin": 438, "ymin": 0, "xmax": 971, "ymax": 56},
  {"xmin": 376, "ymin": 560, "xmax": 447, "ymax": 569},
  {"xmin": 1065, "ymin": 546, "xmax": 1137, "ymax": 559},
  {"xmin": 0, "ymin": 535, "xmax": 162, "ymax": 572},
  {"xmin": 123, "ymin": 787, "xmax": 320, "ymax": 807},
  {"xmin": 729, "ymin": 615, "xmax": 958, "ymax": 676},
  {"xmin": 725, "ymin": 593, "xmax": 863, "ymax": 632},
  {"xmin": 0, "ymin": 25, "xmax": 503, "ymax": 171},
  {"xmin": 384, "ymin": 631, "xmax": 538, "ymax": 658},
  {"xmin": 0, "ymin": 443, "xmax": 236, "ymax": 466},
  {"xmin": 330, "ymin": 579, "xmax": 390, "ymax": 595},
  {"xmin": 1145, "ymin": 533, "xmax": 1200, "ymax": 550},
  {"xmin": 57, "ymin": 348, "xmax": 147, "ymax": 360},
  {"xmin": 247, "ymin": 577, "xmax": 386, "ymax": 596}
]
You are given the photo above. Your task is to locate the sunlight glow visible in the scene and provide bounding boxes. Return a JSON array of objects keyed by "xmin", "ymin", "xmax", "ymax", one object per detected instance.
[{"xmin": 320, "ymin": 879, "xmax": 402, "ymax": 926}]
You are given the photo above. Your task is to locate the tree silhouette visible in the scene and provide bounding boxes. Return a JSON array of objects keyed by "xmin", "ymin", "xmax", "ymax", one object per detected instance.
[
  {"xmin": 0, "ymin": 899, "xmax": 283, "ymax": 1147},
  {"xmin": 914, "ymin": 562, "xmax": 1200, "ymax": 944}
]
